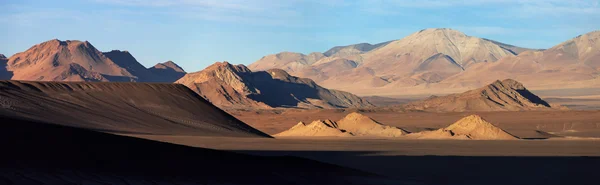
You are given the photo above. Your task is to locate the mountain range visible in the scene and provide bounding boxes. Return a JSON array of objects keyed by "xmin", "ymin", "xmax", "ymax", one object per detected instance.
[
  {"xmin": 2, "ymin": 28, "xmax": 599, "ymax": 109},
  {"xmin": 1, "ymin": 39, "xmax": 185, "ymax": 83},
  {"xmin": 249, "ymin": 28, "xmax": 600, "ymax": 97}
]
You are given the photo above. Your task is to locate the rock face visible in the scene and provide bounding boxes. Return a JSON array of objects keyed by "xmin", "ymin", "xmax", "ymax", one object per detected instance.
[
  {"xmin": 275, "ymin": 112, "xmax": 407, "ymax": 137},
  {"xmin": 2, "ymin": 39, "xmax": 185, "ymax": 83},
  {"xmin": 176, "ymin": 62, "xmax": 372, "ymax": 109},
  {"xmin": 403, "ymin": 79, "xmax": 556, "ymax": 112},
  {"xmin": 0, "ymin": 80, "xmax": 270, "ymax": 137},
  {"xmin": 409, "ymin": 115, "xmax": 518, "ymax": 140},
  {"xmin": 148, "ymin": 61, "xmax": 186, "ymax": 82}
]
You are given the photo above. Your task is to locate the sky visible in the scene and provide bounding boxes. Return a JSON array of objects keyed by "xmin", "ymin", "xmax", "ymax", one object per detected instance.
[{"xmin": 1, "ymin": 0, "xmax": 599, "ymax": 72}]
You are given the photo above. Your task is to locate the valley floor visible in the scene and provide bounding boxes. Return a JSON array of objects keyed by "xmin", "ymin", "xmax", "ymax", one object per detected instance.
[
  {"xmin": 123, "ymin": 110, "xmax": 600, "ymax": 185},
  {"xmin": 229, "ymin": 110, "xmax": 600, "ymax": 137}
]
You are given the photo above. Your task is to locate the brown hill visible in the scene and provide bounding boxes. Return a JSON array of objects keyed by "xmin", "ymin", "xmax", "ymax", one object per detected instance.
[
  {"xmin": 6, "ymin": 39, "xmax": 135, "ymax": 81},
  {"xmin": 0, "ymin": 80, "xmax": 269, "ymax": 137},
  {"xmin": 0, "ymin": 116, "xmax": 393, "ymax": 184},
  {"xmin": 275, "ymin": 112, "xmax": 407, "ymax": 137},
  {"xmin": 176, "ymin": 62, "xmax": 372, "ymax": 109},
  {"xmin": 403, "ymin": 79, "xmax": 557, "ymax": 112},
  {"xmin": 3, "ymin": 39, "xmax": 185, "ymax": 83},
  {"xmin": 148, "ymin": 60, "xmax": 186, "ymax": 82},
  {"xmin": 409, "ymin": 115, "xmax": 518, "ymax": 140}
]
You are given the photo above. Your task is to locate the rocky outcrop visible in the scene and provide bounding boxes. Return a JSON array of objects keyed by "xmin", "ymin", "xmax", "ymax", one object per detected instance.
[
  {"xmin": 177, "ymin": 62, "xmax": 372, "ymax": 109},
  {"xmin": 403, "ymin": 79, "xmax": 557, "ymax": 112}
]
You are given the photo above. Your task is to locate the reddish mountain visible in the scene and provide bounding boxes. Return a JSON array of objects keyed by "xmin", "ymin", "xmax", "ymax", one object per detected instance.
[{"xmin": 3, "ymin": 39, "xmax": 185, "ymax": 83}]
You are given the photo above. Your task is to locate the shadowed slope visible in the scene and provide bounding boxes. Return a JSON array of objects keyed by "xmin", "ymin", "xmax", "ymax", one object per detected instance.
[
  {"xmin": 0, "ymin": 116, "xmax": 393, "ymax": 184},
  {"xmin": 102, "ymin": 50, "xmax": 158, "ymax": 82},
  {"xmin": 148, "ymin": 60, "xmax": 187, "ymax": 82},
  {"xmin": 177, "ymin": 62, "xmax": 372, "ymax": 109},
  {"xmin": 0, "ymin": 54, "xmax": 11, "ymax": 79},
  {"xmin": 0, "ymin": 80, "xmax": 269, "ymax": 137}
]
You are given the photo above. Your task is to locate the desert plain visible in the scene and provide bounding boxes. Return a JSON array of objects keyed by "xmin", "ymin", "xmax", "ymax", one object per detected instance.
[{"xmin": 129, "ymin": 109, "xmax": 600, "ymax": 185}]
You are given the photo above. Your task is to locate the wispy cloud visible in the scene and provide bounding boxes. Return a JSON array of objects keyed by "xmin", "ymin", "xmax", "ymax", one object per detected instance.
[
  {"xmin": 359, "ymin": 0, "xmax": 600, "ymax": 17},
  {"xmin": 92, "ymin": 0, "xmax": 329, "ymax": 27}
]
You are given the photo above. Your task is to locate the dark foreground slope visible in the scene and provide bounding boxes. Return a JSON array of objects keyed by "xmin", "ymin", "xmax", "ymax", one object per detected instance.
[
  {"xmin": 0, "ymin": 116, "xmax": 394, "ymax": 185},
  {"xmin": 0, "ymin": 80, "xmax": 268, "ymax": 137}
]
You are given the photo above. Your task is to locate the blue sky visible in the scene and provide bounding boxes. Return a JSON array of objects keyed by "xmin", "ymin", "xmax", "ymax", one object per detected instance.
[{"xmin": 1, "ymin": 0, "xmax": 599, "ymax": 72}]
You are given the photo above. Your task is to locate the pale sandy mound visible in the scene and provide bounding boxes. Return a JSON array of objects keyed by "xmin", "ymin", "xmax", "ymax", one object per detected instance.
[
  {"xmin": 410, "ymin": 115, "xmax": 518, "ymax": 140},
  {"xmin": 274, "ymin": 120, "xmax": 353, "ymax": 137},
  {"xmin": 337, "ymin": 112, "xmax": 408, "ymax": 137},
  {"xmin": 275, "ymin": 112, "xmax": 406, "ymax": 137}
]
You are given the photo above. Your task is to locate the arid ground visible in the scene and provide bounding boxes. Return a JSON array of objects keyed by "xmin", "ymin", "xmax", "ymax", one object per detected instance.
[
  {"xmin": 229, "ymin": 109, "xmax": 600, "ymax": 137},
  {"xmin": 124, "ymin": 109, "xmax": 600, "ymax": 185}
]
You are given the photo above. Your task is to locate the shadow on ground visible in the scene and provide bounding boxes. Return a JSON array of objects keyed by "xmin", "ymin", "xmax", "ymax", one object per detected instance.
[
  {"xmin": 0, "ymin": 116, "xmax": 396, "ymax": 185},
  {"xmin": 235, "ymin": 150, "xmax": 600, "ymax": 185}
]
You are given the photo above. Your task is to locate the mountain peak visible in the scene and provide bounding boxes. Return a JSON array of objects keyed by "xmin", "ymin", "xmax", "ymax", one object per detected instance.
[
  {"xmin": 147, "ymin": 60, "xmax": 187, "ymax": 82},
  {"xmin": 412, "ymin": 28, "xmax": 467, "ymax": 37},
  {"xmin": 488, "ymin": 79, "xmax": 524, "ymax": 90},
  {"xmin": 0, "ymin": 54, "xmax": 6, "ymax": 59},
  {"xmin": 152, "ymin": 60, "xmax": 185, "ymax": 73},
  {"xmin": 205, "ymin": 61, "xmax": 252, "ymax": 74}
]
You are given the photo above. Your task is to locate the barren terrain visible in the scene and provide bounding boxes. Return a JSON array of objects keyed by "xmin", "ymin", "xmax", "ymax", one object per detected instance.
[
  {"xmin": 129, "ymin": 134, "xmax": 600, "ymax": 185},
  {"xmin": 228, "ymin": 109, "xmax": 600, "ymax": 138},
  {"xmin": 1, "ymin": 80, "xmax": 599, "ymax": 185}
]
